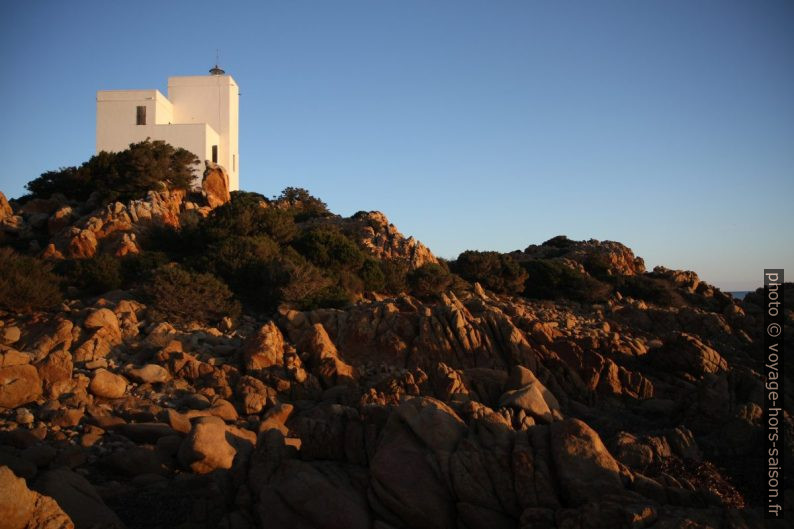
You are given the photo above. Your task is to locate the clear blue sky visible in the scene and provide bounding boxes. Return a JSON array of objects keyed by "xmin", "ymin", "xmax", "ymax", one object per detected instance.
[{"xmin": 1, "ymin": 1, "xmax": 792, "ymax": 291}]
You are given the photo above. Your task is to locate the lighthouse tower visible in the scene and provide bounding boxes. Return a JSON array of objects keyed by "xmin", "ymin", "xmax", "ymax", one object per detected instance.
[{"xmin": 96, "ymin": 65, "xmax": 240, "ymax": 190}]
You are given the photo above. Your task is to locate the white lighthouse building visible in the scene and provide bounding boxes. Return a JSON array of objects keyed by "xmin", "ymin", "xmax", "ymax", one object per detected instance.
[{"xmin": 96, "ymin": 66, "xmax": 239, "ymax": 191}]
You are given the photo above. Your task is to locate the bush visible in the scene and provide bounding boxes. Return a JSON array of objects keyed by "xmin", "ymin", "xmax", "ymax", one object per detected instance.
[
  {"xmin": 202, "ymin": 193, "xmax": 298, "ymax": 245},
  {"xmin": 292, "ymin": 227, "xmax": 365, "ymax": 271},
  {"xmin": 57, "ymin": 254, "xmax": 123, "ymax": 296},
  {"xmin": 275, "ymin": 187, "xmax": 330, "ymax": 221},
  {"xmin": 522, "ymin": 259, "xmax": 611, "ymax": 303},
  {"xmin": 582, "ymin": 253, "xmax": 614, "ymax": 281},
  {"xmin": 615, "ymin": 275, "xmax": 687, "ymax": 307},
  {"xmin": 143, "ymin": 265, "xmax": 240, "ymax": 325},
  {"xmin": 381, "ymin": 260, "xmax": 409, "ymax": 294},
  {"xmin": 26, "ymin": 139, "xmax": 198, "ymax": 204},
  {"xmin": 198, "ymin": 235, "xmax": 286, "ymax": 312},
  {"xmin": 453, "ymin": 250, "xmax": 527, "ymax": 294},
  {"xmin": 259, "ymin": 208, "xmax": 299, "ymax": 244},
  {"xmin": 297, "ymin": 285, "xmax": 353, "ymax": 310},
  {"xmin": 120, "ymin": 251, "xmax": 171, "ymax": 285},
  {"xmin": 278, "ymin": 250, "xmax": 331, "ymax": 305},
  {"xmin": 541, "ymin": 235, "xmax": 576, "ymax": 249},
  {"xmin": 359, "ymin": 259, "xmax": 386, "ymax": 292},
  {"xmin": 408, "ymin": 263, "xmax": 453, "ymax": 299},
  {"xmin": 0, "ymin": 248, "xmax": 62, "ymax": 312},
  {"xmin": 203, "ymin": 236, "xmax": 280, "ymax": 278}
]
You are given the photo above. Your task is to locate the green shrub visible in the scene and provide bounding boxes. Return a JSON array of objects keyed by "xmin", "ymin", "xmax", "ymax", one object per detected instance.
[
  {"xmin": 541, "ymin": 235, "xmax": 576, "ymax": 249},
  {"xmin": 359, "ymin": 259, "xmax": 386, "ymax": 292},
  {"xmin": 522, "ymin": 259, "xmax": 611, "ymax": 303},
  {"xmin": 259, "ymin": 208, "xmax": 299, "ymax": 244},
  {"xmin": 338, "ymin": 269, "xmax": 365, "ymax": 295},
  {"xmin": 453, "ymin": 250, "xmax": 527, "ymax": 294},
  {"xmin": 201, "ymin": 193, "xmax": 298, "ymax": 245},
  {"xmin": 26, "ymin": 139, "xmax": 198, "ymax": 204},
  {"xmin": 381, "ymin": 260, "xmax": 409, "ymax": 294},
  {"xmin": 292, "ymin": 227, "xmax": 365, "ymax": 271},
  {"xmin": 407, "ymin": 263, "xmax": 453, "ymax": 299},
  {"xmin": 57, "ymin": 254, "xmax": 123, "ymax": 296},
  {"xmin": 278, "ymin": 251, "xmax": 331, "ymax": 305},
  {"xmin": 143, "ymin": 265, "xmax": 240, "ymax": 325},
  {"xmin": 0, "ymin": 249, "xmax": 62, "ymax": 312},
  {"xmin": 197, "ymin": 235, "xmax": 286, "ymax": 312},
  {"xmin": 298, "ymin": 285, "xmax": 353, "ymax": 310},
  {"xmin": 275, "ymin": 187, "xmax": 330, "ymax": 221},
  {"xmin": 120, "ymin": 251, "xmax": 171, "ymax": 285},
  {"xmin": 615, "ymin": 275, "xmax": 687, "ymax": 307},
  {"xmin": 203, "ymin": 236, "xmax": 280, "ymax": 278},
  {"xmin": 582, "ymin": 253, "xmax": 614, "ymax": 281}
]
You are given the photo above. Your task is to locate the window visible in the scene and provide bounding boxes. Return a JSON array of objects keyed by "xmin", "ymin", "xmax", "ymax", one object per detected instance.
[
  {"xmin": 136, "ymin": 106, "xmax": 146, "ymax": 125},
  {"xmin": 212, "ymin": 145, "xmax": 218, "ymax": 163}
]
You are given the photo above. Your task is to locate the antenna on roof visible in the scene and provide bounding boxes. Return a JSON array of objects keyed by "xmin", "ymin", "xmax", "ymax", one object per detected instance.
[{"xmin": 209, "ymin": 49, "xmax": 225, "ymax": 75}]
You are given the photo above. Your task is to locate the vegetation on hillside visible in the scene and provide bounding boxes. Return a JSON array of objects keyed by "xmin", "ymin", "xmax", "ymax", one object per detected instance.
[
  {"xmin": 0, "ymin": 142, "xmax": 744, "ymax": 320},
  {"xmin": 24, "ymin": 139, "xmax": 198, "ymax": 205},
  {"xmin": 0, "ymin": 248, "xmax": 62, "ymax": 312}
]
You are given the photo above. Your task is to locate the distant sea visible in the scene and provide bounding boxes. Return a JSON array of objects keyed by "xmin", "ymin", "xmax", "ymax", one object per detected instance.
[{"xmin": 729, "ymin": 291, "xmax": 751, "ymax": 300}]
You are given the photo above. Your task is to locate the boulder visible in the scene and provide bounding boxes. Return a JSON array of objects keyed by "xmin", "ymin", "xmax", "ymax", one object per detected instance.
[
  {"xmin": 0, "ymin": 191, "xmax": 12, "ymax": 221},
  {"xmin": 369, "ymin": 398, "xmax": 465, "ymax": 529},
  {"xmin": 655, "ymin": 333, "xmax": 728, "ymax": 376},
  {"xmin": 498, "ymin": 366, "xmax": 560, "ymax": 424},
  {"xmin": 33, "ymin": 468, "xmax": 125, "ymax": 529},
  {"xmin": 177, "ymin": 416, "xmax": 237, "ymax": 474},
  {"xmin": 103, "ymin": 446, "xmax": 173, "ymax": 477},
  {"xmin": 255, "ymin": 459, "xmax": 371, "ymax": 529},
  {"xmin": 258, "ymin": 403, "xmax": 294, "ymax": 436},
  {"xmin": 202, "ymin": 161, "xmax": 231, "ymax": 208},
  {"xmin": 35, "ymin": 349, "xmax": 73, "ymax": 397},
  {"xmin": 0, "ymin": 465, "xmax": 74, "ymax": 529},
  {"xmin": 0, "ymin": 364, "xmax": 42, "ymax": 408},
  {"xmin": 208, "ymin": 399, "xmax": 238, "ymax": 422},
  {"xmin": 549, "ymin": 418, "xmax": 625, "ymax": 506},
  {"xmin": 0, "ymin": 325, "xmax": 21, "ymax": 345},
  {"xmin": 126, "ymin": 363, "xmax": 171, "ymax": 384},
  {"xmin": 0, "ymin": 347, "xmax": 31, "ymax": 368},
  {"xmin": 83, "ymin": 308, "xmax": 121, "ymax": 339},
  {"xmin": 47, "ymin": 206, "xmax": 74, "ymax": 236},
  {"xmin": 242, "ymin": 321, "xmax": 285, "ymax": 372},
  {"xmin": 88, "ymin": 369, "xmax": 127, "ymax": 399},
  {"xmin": 299, "ymin": 323, "xmax": 357, "ymax": 386},
  {"xmin": 15, "ymin": 318, "xmax": 73, "ymax": 363}
]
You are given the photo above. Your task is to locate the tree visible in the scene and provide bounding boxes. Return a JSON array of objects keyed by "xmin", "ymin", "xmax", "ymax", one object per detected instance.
[
  {"xmin": 292, "ymin": 227, "xmax": 365, "ymax": 271},
  {"xmin": 521, "ymin": 259, "xmax": 611, "ymax": 303},
  {"xmin": 25, "ymin": 139, "xmax": 198, "ymax": 204},
  {"xmin": 143, "ymin": 265, "xmax": 240, "ymax": 325},
  {"xmin": 408, "ymin": 263, "xmax": 453, "ymax": 299},
  {"xmin": 275, "ymin": 187, "xmax": 330, "ymax": 221},
  {"xmin": 453, "ymin": 250, "xmax": 527, "ymax": 294},
  {"xmin": 203, "ymin": 192, "xmax": 297, "ymax": 243}
]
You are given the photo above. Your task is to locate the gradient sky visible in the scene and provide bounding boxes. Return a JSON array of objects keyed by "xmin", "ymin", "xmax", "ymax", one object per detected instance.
[{"xmin": 1, "ymin": 1, "xmax": 792, "ymax": 291}]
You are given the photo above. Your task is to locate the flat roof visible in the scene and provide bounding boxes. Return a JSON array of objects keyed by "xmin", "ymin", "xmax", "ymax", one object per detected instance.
[
  {"xmin": 96, "ymin": 89, "xmax": 168, "ymax": 101},
  {"xmin": 168, "ymin": 74, "xmax": 238, "ymax": 88}
]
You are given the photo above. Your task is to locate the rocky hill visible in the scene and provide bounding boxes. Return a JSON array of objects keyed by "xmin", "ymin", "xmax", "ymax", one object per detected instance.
[{"xmin": 0, "ymin": 155, "xmax": 791, "ymax": 529}]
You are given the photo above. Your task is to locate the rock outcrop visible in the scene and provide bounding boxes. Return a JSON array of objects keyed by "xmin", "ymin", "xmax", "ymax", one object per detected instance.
[
  {"xmin": 0, "ymin": 466, "xmax": 74, "ymax": 529},
  {"xmin": 515, "ymin": 237, "xmax": 646, "ymax": 276},
  {"xmin": 0, "ymin": 191, "xmax": 12, "ymax": 222},
  {"xmin": 37, "ymin": 190, "xmax": 187, "ymax": 259},
  {"xmin": 0, "ymin": 182, "xmax": 783, "ymax": 529},
  {"xmin": 202, "ymin": 161, "xmax": 231, "ymax": 209},
  {"xmin": 342, "ymin": 210, "xmax": 438, "ymax": 268}
]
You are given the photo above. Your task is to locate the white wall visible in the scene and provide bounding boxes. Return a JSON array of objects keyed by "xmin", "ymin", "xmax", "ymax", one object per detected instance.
[
  {"xmin": 96, "ymin": 74, "xmax": 239, "ymax": 190},
  {"xmin": 168, "ymin": 75, "xmax": 239, "ymax": 190}
]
